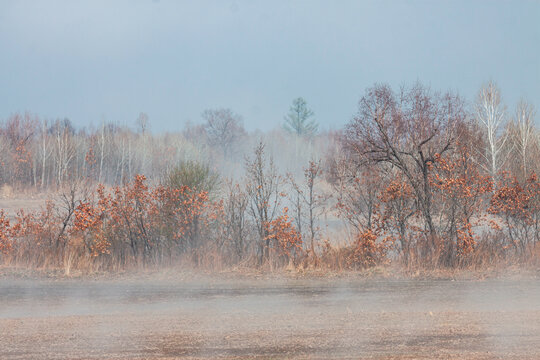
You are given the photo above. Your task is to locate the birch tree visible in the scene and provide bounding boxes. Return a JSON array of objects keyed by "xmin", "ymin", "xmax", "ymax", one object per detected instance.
[
  {"xmin": 53, "ymin": 119, "xmax": 76, "ymax": 186},
  {"xmin": 475, "ymin": 81, "xmax": 508, "ymax": 180},
  {"xmin": 511, "ymin": 100, "xmax": 536, "ymax": 179},
  {"xmin": 39, "ymin": 118, "xmax": 52, "ymax": 188},
  {"xmin": 98, "ymin": 121, "xmax": 107, "ymax": 183}
]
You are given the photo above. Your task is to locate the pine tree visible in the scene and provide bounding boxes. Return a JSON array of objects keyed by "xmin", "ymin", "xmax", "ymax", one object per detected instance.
[{"xmin": 283, "ymin": 97, "xmax": 318, "ymax": 138}]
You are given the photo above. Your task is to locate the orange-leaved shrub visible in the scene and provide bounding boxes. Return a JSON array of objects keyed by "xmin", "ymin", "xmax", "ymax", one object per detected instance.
[
  {"xmin": 0, "ymin": 210, "xmax": 13, "ymax": 254},
  {"xmin": 1, "ymin": 175, "xmax": 214, "ymax": 269},
  {"xmin": 264, "ymin": 207, "xmax": 302, "ymax": 264},
  {"xmin": 488, "ymin": 172, "xmax": 540, "ymax": 256}
]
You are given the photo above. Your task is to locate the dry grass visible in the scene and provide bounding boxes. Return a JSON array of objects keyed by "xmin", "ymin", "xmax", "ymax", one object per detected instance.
[
  {"xmin": 2, "ymin": 191, "xmax": 540, "ymax": 280},
  {"xmin": 2, "ymin": 234, "xmax": 540, "ymax": 280}
]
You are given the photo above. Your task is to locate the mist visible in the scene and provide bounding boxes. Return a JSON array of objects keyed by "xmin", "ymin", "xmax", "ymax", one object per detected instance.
[{"xmin": 2, "ymin": 1, "xmax": 540, "ymax": 359}]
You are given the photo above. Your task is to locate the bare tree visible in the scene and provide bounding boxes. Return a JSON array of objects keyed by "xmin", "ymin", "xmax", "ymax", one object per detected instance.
[
  {"xmin": 203, "ymin": 108, "xmax": 245, "ymax": 157},
  {"xmin": 54, "ymin": 179, "xmax": 87, "ymax": 252},
  {"xmin": 39, "ymin": 118, "xmax": 52, "ymax": 188},
  {"xmin": 509, "ymin": 100, "xmax": 536, "ymax": 179},
  {"xmin": 98, "ymin": 120, "xmax": 107, "ymax": 183},
  {"xmin": 136, "ymin": 112, "xmax": 149, "ymax": 135},
  {"xmin": 475, "ymin": 81, "xmax": 508, "ymax": 180},
  {"xmin": 326, "ymin": 133, "xmax": 385, "ymax": 237},
  {"xmin": 244, "ymin": 142, "xmax": 282, "ymax": 263},
  {"xmin": 52, "ymin": 119, "xmax": 76, "ymax": 186},
  {"xmin": 223, "ymin": 181, "xmax": 251, "ymax": 261},
  {"xmin": 0, "ymin": 113, "xmax": 38, "ymax": 186},
  {"xmin": 288, "ymin": 160, "xmax": 327, "ymax": 257}
]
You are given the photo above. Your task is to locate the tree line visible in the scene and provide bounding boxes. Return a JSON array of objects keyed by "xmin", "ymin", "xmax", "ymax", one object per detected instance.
[{"xmin": 1, "ymin": 82, "xmax": 539, "ymax": 272}]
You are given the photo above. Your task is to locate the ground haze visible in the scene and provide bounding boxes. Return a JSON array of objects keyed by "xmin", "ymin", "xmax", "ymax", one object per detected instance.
[{"xmin": 1, "ymin": 276, "xmax": 539, "ymax": 359}]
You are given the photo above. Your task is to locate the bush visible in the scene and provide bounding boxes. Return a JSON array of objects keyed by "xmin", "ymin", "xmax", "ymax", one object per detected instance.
[{"xmin": 166, "ymin": 161, "xmax": 219, "ymax": 195}]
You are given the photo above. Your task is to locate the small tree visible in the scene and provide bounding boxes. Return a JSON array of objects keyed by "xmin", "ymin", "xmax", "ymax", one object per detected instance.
[
  {"xmin": 265, "ymin": 207, "xmax": 302, "ymax": 265},
  {"xmin": 288, "ymin": 160, "xmax": 327, "ymax": 257},
  {"xmin": 166, "ymin": 160, "xmax": 219, "ymax": 195},
  {"xmin": 244, "ymin": 142, "xmax": 282, "ymax": 264},
  {"xmin": 283, "ymin": 97, "xmax": 318, "ymax": 138},
  {"xmin": 223, "ymin": 181, "xmax": 251, "ymax": 262}
]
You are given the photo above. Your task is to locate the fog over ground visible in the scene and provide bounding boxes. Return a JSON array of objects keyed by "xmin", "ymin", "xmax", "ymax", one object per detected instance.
[
  {"xmin": 1, "ymin": 2, "xmax": 540, "ymax": 359},
  {"xmin": 1, "ymin": 0, "xmax": 539, "ymax": 132},
  {"xmin": 2, "ymin": 276, "xmax": 540, "ymax": 359}
]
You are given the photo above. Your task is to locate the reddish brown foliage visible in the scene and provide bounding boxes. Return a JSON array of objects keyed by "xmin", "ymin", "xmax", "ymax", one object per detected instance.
[
  {"xmin": 265, "ymin": 207, "xmax": 302, "ymax": 259},
  {"xmin": 432, "ymin": 148, "xmax": 493, "ymax": 259},
  {"xmin": 488, "ymin": 173, "xmax": 540, "ymax": 254},
  {"xmin": 349, "ymin": 228, "xmax": 392, "ymax": 269},
  {"xmin": 1, "ymin": 175, "xmax": 213, "ymax": 267},
  {"xmin": 0, "ymin": 210, "xmax": 13, "ymax": 254}
]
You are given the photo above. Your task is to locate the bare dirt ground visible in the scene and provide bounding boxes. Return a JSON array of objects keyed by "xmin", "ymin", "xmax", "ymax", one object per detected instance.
[
  {"xmin": 1, "ymin": 276, "xmax": 540, "ymax": 359},
  {"xmin": 0, "ymin": 193, "xmax": 47, "ymax": 219}
]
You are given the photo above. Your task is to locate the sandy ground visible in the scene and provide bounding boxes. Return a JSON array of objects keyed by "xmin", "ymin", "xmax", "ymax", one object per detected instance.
[
  {"xmin": 1, "ymin": 277, "xmax": 540, "ymax": 359},
  {"xmin": 0, "ymin": 196, "xmax": 46, "ymax": 219}
]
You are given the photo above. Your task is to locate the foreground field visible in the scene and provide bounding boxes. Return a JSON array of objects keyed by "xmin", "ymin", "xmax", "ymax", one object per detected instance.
[{"xmin": 1, "ymin": 276, "xmax": 540, "ymax": 359}]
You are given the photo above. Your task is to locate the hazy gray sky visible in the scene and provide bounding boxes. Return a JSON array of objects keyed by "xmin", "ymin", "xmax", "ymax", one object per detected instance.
[{"xmin": 0, "ymin": 0, "xmax": 538, "ymax": 132}]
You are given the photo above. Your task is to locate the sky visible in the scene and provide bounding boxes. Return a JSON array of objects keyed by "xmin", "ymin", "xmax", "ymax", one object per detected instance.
[{"xmin": 0, "ymin": 0, "xmax": 539, "ymax": 132}]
